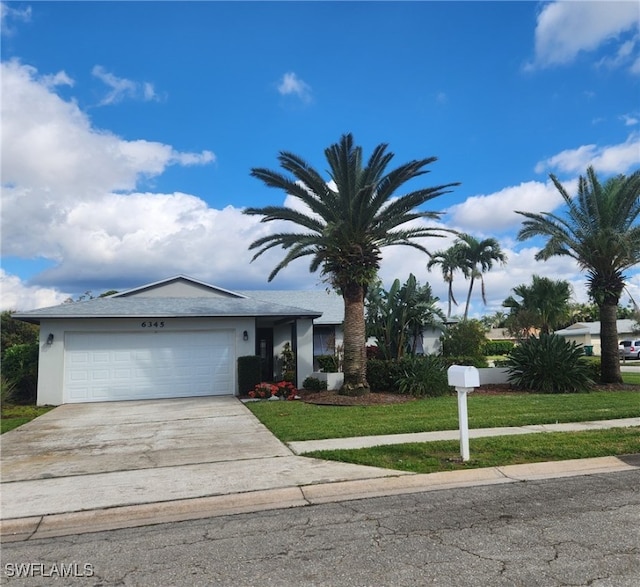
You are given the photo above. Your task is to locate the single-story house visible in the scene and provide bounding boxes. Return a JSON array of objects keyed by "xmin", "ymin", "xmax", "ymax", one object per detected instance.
[
  {"xmin": 553, "ymin": 319, "xmax": 638, "ymax": 355},
  {"xmin": 15, "ymin": 275, "xmax": 332, "ymax": 405},
  {"xmin": 15, "ymin": 274, "xmax": 446, "ymax": 405}
]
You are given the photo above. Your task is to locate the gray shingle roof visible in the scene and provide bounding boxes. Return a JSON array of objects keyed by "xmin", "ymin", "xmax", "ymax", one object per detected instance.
[
  {"xmin": 14, "ymin": 297, "xmax": 321, "ymax": 323},
  {"xmin": 239, "ymin": 290, "xmax": 344, "ymax": 325}
]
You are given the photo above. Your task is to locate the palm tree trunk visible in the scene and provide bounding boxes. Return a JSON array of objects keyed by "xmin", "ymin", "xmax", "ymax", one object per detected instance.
[
  {"xmin": 340, "ymin": 282, "xmax": 370, "ymax": 395},
  {"xmin": 599, "ymin": 301, "xmax": 623, "ymax": 384},
  {"xmin": 463, "ymin": 277, "xmax": 475, "ymax": 320}
]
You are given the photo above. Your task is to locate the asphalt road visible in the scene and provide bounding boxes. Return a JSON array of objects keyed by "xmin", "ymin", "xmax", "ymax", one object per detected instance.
[{"xmin": 2, "ymin": 470, "xmax": 639, "ymax": 587}]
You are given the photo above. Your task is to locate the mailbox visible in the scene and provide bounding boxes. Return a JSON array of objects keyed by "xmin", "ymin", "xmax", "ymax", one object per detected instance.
[{"xmin": 447, "ymin": 365, "xmax": 480, "ymax": 389}]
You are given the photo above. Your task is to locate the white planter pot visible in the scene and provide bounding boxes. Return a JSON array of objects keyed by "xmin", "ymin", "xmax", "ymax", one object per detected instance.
[{"xmin": 311, "ymin": 371, "xmax": 344, "ymax": 391}]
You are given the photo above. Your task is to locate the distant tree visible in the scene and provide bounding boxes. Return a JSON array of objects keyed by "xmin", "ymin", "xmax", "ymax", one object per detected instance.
[
  {"xmin": 454, "ymin": 234, "xmax": 507, "ymax": 320},
  {"xmin": 245, "ymin": 133, "xmax": 458, "ymax": 395},
  {"xmin": 427, "ymin": 245, "xmax": 464, "ymax": 318},
  {"xmin": 517, "ymin": 166, "xmax": 640, "ymax": 383},
  {"xmin": 503, "ymin": 275, "xmax": 572, "ymax": 335}
]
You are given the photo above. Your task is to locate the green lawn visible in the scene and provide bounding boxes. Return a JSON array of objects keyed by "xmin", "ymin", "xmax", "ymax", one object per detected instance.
[
  {"xmin": 246, "ymin": 389, "xmax": 640, "ymax": 442},
  {"xmin": 1, "ymin": 405, "xmax": 54, "ymax": 434},
  {"xmin": 306, "ymin": 427, "xmax": 640, "ymax": 474}
]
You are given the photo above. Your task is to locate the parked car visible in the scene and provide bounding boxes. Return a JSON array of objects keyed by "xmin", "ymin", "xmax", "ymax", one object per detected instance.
[{"xmin": 619, "ymin": 339, "xmax": 640, "ymax": 359}]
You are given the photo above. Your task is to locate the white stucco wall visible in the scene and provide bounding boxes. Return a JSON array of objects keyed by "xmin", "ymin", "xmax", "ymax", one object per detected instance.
[
  {"xmin": 296, "ymin": 318, "xmax": 314, "ymax": 389},
  {"xmin": 37, "ymin": 317, "xmax": 255, "ymax": 405}
]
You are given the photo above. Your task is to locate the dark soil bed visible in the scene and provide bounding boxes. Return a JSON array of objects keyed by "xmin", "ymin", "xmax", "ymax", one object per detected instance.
[{"xmin": 298, "ymin": 383, "xmax": 639, "ymax": 406}]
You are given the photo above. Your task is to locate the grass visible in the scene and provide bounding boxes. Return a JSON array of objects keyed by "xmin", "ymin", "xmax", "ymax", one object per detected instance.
[
  {"xmin": 246, "ymin": 388, "xmax": 640, "ymax": 442},
  {"xmin": 1, "ymin": 404, "xmax": 54, "ymax": 434},
  {"xmin": 305, "ymin": 428, "xmax": 640, "ymax": 474}
]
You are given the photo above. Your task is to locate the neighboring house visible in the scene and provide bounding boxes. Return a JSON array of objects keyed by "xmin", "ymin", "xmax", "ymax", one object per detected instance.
[
  {"xmin": 14, "ymin": 276, "xmax": 323, "ymax": 405},
  {"xmin": 553, "ymin": 319, "xmax": 638, "ymax": 355}
]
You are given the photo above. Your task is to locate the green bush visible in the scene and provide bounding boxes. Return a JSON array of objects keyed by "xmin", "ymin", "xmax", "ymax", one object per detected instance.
[
  {"xmin": 396, "ymin": 355, "xmax": 449, "ymax": 397},
  {"xmin": 316, "ymin": 354, "xmax": 339, "ymax": 372},
  {"xmin": 237, "ymin": 355, "xmax": 262, "ymax": 395},
  {"xmin": 2, "ymin": 343, "xmax": 39, "ymax": 404},
  {"xmin": 302, "ymin": 376, "xmax": 328, "ymax": 392},
  {"xmin": 483, "ymin": 340, "xmax": 515, "ymax": 356},
  {"xmin": 582, "ymin": 356, "xmax": 602, "ymax": 382},
  {"xmin": 366, "ymin": 359, "xmax": 404, "ymax": 392},
  {"xmin": 441, "ymin": 355, "xmax": 489, "ymax": 369},
  {"xmin": 505, "ymin": 334, "xmax": 594, "ymax": 393},
  {"xmin": 441, "ymin": 320, "xmax": 487, "ymax": 360}
]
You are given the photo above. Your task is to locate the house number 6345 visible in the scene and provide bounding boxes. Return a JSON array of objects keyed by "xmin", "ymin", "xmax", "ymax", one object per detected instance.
[{"xmin": 141, "ymin": 321, "xmax": 165, "ymax": 328}]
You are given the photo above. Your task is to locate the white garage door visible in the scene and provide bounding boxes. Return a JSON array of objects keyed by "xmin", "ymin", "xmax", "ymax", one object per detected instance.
[{"xmin": 64, "ymin": 330, "xmax": 234, "ymax": 403}]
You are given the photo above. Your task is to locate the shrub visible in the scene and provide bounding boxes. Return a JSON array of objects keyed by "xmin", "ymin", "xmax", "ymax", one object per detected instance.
[
  {"xmin": 2, "ymin": 343, "xmax": 39, "ymax": 404},
  {"xmin": 302, "ymin": 376, "xmax": 328, "ymax": 392},
  {"xmin": 248, "ymin": 381, "xmax": 298, "ymax": 400},
  {"xmin": 316, "ymin": 354, "xmax": 339, "ymax": 372},
  {"xmin": 505, "ymin": 333, "xmax": 594, "ymax": 393},
  {"xmin": 367, "ymin": 359, "xmax": 404, "ymax": 392},
  {"xmin": 237, "ymin": 355, "xmax": 262, "ymax": 395},
  {"xmin": 441, "ymin": 355, "xmax": 489, "ymax": 369},
  {"xmin": 441, "ymin": 320, "xmax": 487, "ymax": 360},
  {"xmin": 483, "ymin": 340, "xmax": 515, "ymax": 356},
  {"xmin": 396, "ymin": 355, "xmax": 449, "ymax": 397}
]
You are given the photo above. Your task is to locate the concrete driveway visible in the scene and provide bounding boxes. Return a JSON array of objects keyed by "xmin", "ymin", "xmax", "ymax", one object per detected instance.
[{"xmin": 1, "ymin": 397, "xmax": 401, "ymax": 523}]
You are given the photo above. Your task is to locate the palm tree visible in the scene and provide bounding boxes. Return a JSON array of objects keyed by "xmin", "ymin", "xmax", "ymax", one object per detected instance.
[
  {"xmin": 517, "ymin": 166, "xmax": 640, "ymax": 384},
  {"xmin": 426, "ymin": 245, "xmax": 464, "ymax": 318},
  {"xmin": 503, "ymin": 275, "xmax": 572, "ymax": 335},
  {"xmin": 244, "ymin": 133, "xmax": 459, "ymax": 394},
  {"xmin": 455, "ymin": 234, "xmax": 507, "ymax": 320}
]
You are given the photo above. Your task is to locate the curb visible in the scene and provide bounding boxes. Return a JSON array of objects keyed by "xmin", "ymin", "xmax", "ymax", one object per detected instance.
[{"xmin": 2, "ymin": 455, "xmax": 638, "ymax": 543}]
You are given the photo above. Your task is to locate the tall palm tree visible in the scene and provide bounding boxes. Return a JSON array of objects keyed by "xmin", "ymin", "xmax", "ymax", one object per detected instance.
[
  {"xmin": 455, "ymin": 234, "xmax": 507, "ymax": 320},
  {"xmin": 427, "ymin": 245, "xmax": 464, "ymax": 318},
  {"xmin": 517, "ymin": 166, "xmax": 640, "ymax": 384},
  {"xmin": 244, "ymin": 133, "xmax": 459, "ymax": 394},
  {"xmin": 503, "ymin": 275, "xmax": 572, "ymax": 335}
]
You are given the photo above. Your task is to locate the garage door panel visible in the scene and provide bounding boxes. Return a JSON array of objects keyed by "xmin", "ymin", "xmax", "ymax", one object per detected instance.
[{"xmin": 64, "ymin": 331, "xmax": 234, "ymax": 403}]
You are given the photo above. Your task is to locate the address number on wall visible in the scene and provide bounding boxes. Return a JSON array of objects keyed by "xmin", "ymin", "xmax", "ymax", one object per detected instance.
[{"xmin": 141, "ymin": 321, "xmax": 165, "ymax": 328}]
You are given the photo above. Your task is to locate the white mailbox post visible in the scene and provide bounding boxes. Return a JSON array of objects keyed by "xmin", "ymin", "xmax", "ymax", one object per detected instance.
[{"xmin": 447, "ymin": 365, "xmax": 480, "ymax": 462}]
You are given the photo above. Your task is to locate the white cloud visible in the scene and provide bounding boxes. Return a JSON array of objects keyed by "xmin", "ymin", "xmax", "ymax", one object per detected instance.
[
  {"xmin": 535, "ymin": 133, "xmax": 640, "ymax": 175},
  {"xmin": 0, "ymin": 2, "xmax": 31, "ymax": 36},
  {"xmin": 621, "ymin": 113, "xmax": 639, "ymax": 126},
  {"xmin": 1, "ymin": 60, "xmax": 215, "ymax": 259},
  {"xmin": 92, "ymin": 65, "xmax": 160, "ymax": 106},
  {"xmin": 277, "ymin": 72, "xmax": 312, "ymax": 103},
  {"xmin": 0, "ymin": 270, "xmax": 70, "ymax": 312},
  {"xmin": 445, "ymin": 180, "xmax": 565, "ymax": 235},
  {"xmin": 528, "ymin": 1, "xmax": 639, "ymax": 72}
]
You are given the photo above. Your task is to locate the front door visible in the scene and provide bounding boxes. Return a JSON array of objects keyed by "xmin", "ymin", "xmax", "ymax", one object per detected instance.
[{"xmin": 256, "ymin": 328, "xmax": 273, "ymax": 381}]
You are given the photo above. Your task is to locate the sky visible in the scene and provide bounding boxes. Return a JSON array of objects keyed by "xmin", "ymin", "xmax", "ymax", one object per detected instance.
[{"xmin": 1, "ymin": 0, "xmax": 639, "ymax": 319}]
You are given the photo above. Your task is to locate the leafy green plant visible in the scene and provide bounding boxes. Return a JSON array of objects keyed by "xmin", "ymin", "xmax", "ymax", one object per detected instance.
[
  {"xmin": 366, "ymin": 359, "xmax": 404, "ymax": 392},
  {"xmin": 505, "ymin": 333, "xmax": 594, "ymax": 393},
  {"xmin": 441, "ymin": 320, "xmax": 487, "ymax": 359},
  {"xmin": 316, "ymin": 354, "xmax": 339, "ymax": 373},
  {"xmin": 396, "ymin": 355, "xmax": 449, "ymax": 397},
  {"xmin": 483, "ymin": 340, "xmax": 514, "ymax": 356},
  {"xmin": 2, "ymin": 342, "xmax": 38, "ymax": 404},
  {"xmin": 441, "ymin": 355, "xmax": 489, "ymax": 369},
  {"xmin": 302, "ymin": 376, "xmax": 328, "ymax": 392}
]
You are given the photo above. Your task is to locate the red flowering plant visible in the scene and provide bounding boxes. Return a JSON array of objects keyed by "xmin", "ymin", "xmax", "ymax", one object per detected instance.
[
  {"xmin": 248, "ymin": 381, "xmax": 298, "ymax": 400},
  {"xmin": 275, "ymin": 380, "xmax": 298, "ymax": 400},
  {"xmin": 248, "ymin": 382, "xmax": 278, "ymax": 399}
]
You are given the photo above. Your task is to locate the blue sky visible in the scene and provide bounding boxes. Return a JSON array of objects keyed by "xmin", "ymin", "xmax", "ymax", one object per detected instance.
[{"xmin": 1, "ymin": 1, "xmax": 639, "ymax": 318}]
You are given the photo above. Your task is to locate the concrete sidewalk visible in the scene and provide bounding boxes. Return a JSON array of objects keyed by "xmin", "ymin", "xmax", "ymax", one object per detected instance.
[
  {"xmin": 1, "ymin": 396, "xmax": 638, "ymax": 544},
  {"xmin": 288, "ymin": 417, "xmax": 640, "ymax": 453}
]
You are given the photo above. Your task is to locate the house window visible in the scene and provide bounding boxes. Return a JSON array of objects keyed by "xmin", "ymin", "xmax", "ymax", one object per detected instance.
[{"xmin": 314, "ymin": 326, "xmax": 335, "ymax": 367}]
